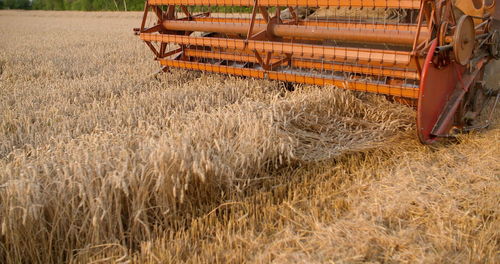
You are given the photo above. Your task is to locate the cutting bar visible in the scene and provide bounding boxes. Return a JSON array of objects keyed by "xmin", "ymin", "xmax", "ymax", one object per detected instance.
[{"xmin": 159, "ymin": 58, "xmax": 419, "ymax": 98}]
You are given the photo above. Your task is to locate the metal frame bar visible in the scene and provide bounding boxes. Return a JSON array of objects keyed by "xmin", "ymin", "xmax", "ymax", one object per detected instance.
[
  {"xmin": 162, "ymin": 20, "xmax": 428, "ymax": 45},
  {"xmin": 183, "ymin": 49, "xmax": 420, "ymax": 79},
  {"xmin": 190, "ymin": 17, "xmax": 428, "ymax": 33},
  {"xmin": 141, "ymin": 33, "xmax": 417, "ymax": 67},
  {"xmin": 159, "ymin": 58, "xmax": 419, "ymax": 98},
  {"xmin": 148, "ymin": 0, "xmax": 421, "ymax": 8}
]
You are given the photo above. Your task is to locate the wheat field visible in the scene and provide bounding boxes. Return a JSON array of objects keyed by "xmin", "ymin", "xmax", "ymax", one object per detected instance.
[{"xmin": 0, "ymin": 10, "xmax": 499, "ymax": 263}]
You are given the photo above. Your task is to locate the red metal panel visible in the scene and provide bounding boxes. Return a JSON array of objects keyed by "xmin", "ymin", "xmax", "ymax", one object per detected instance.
[{"xmin": 417, "ymin": 40, "xmax": 463, "ymax": 144}]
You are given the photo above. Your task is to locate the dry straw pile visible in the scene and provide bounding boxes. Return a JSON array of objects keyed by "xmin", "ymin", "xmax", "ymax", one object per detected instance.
[{"xmin": 0, "ymin": 10, "xmax": 498, "ymax": 263}]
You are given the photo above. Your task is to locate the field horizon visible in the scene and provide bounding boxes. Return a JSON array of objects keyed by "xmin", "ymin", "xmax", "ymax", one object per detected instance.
[{"xmin": 1, "ymin": 10, "xmax": 499, "ymax": 263}]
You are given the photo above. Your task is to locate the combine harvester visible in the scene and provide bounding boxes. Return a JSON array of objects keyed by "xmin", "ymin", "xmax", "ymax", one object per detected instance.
[{"xmin": 135, "ymin": 0, "xmax": 499, "ymax": 144}]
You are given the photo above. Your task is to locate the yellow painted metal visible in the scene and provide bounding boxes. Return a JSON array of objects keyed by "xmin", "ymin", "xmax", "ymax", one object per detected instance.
[{"xmin": 454, "ymin": 0, "xmax": 496, "ymax": 23}]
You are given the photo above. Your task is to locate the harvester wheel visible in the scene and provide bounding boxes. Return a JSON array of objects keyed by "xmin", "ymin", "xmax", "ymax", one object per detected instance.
[{"xmin": 453, "ymin": 15, "xmax": 476, "ymax": 66}]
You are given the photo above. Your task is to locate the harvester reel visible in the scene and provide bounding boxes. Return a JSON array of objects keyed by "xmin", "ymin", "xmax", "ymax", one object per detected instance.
[{"xmin": 136, "ymin": 0, "xmax": 500, "ymax": 144}]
